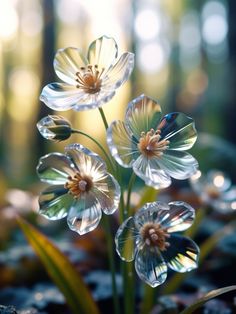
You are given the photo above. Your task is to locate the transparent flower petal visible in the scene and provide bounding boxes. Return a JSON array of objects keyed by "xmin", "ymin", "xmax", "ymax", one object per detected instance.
[
  {"xmin": 162, "ymin": 235, "xmax": 199, "ymax": 273},
  {"xmin": 37, "ymin": 153, "xmax": 75, "ymax": 184},
  {"xmin": 159, "ymin": 150, "xmax": 198, "ymax": 180},
  {"xmin": 87, "ymin": 36, "xmax": 118, "ymax": 71},
  {"xmin": 107, "ymin": 120, "xmax": 139, "ymax": 167},
  {"xmin": 54, "ymin": 47, "xmax": 88, "ymax": 85},
  {"xmin": 135, "ymin": 245, "xmax": 167, "ymax": 287},
  {"xmin": 212, "ymin": 186, "xmax": 236, "ymax": 213},
  {"xmin": 125, "ymin": 94, "xmax": 162, "ymax": 139},
  {"xmin": 65, "ymin": 144, "xmax": 107, "ymax": 175},
  {"xmin": 134, "ymin": 201, "xmax": 170, "ymax": 228},
  {"xmin": 39, "ymin": 185, "xmax": 72, "ymax": 220},
  {"xmin": 115, "ymin": 217, "xmax": 141, "ymax": 262},
  {"xmin": 37, "ymin": 116, "xmax": 57, "ymax": 141},
  {"xmin": 102, "ymin": 52, "xmax": 134, "ymax": 90},
  {"xmin": 158, "ymin": 112, "xmax": 197, "ymax": 150},
  {"xmin": 92, "ymin": 173, "xmax": 120, "ymax": 215},
  {"xmin": 67, "ymin": 194, "xmax": 102, "ymax": 235},
  {"xmin": 72, "ymin": 90, "xmax": 116, "ymax": 111},
  {"xmin": 37, "ymin": 115, "xmax": 71, "ymax": 141},
  {"xmin": 40, "ymin": 83, "xmax": 88, "ymax": 111},
  {"xmin": 133, "ymin": 155, "xmax": 171, "ymax": 189},
  {"xmin": 159, "ymin": 201, "xmax": 195, "ymax": 232}
]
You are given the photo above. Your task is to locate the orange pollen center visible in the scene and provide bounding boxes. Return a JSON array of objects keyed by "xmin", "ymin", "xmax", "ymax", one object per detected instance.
[
  {"xmin": 64, "ymin": 173, "xmax": 93, "ymax": 199},
  {"xmin": 138, "ymin": 129, "xmax": 169, "ymax": 158},
  {"xmin": 140, "ymin": 222, "xmax": 170, "ymax": 251},
  {"xmin": 75, "ymin": 64, "xmax": 104, "ymax": 94},
  {"xmin": 205, "ymin": 185, "xmax": 220, "ymax": 199}
]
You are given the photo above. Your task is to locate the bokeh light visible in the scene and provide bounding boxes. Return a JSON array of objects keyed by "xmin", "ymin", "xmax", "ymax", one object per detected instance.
[
  {"xmin": 0, "ymin": 2, "xmax": 18, "ymax": 40},
  {"xmin": 134, "ymin": 9, "xmax": 161, "ymax": 41}
]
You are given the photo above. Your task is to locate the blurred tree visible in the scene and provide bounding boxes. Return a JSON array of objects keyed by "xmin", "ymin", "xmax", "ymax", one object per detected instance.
[
  {"xmin": 35, "ymin": 0, "xmax": 55, "ymax": 158},
  {"xmin": 226, "ymin": 0, "xmax": 236, "ymax": 146}
]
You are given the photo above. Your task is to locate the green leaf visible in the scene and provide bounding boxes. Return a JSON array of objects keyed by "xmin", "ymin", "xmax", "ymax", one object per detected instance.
[
  {"xmin": 17, "ymin": 217, "xmax": 100, "ymax": 314},
  {"xmin": 180, "ymin": 285, "xmax": 236, "ymax": 314}
]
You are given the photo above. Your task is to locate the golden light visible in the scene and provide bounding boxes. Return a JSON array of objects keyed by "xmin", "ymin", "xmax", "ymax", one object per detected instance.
[
  {"xmin": 9, "ymin": 68, "xmax": 40, "ymax": 97},
  {"xmin": 0, "ymin": 2, "xmax": 18, "ymax": 39},
  {"xmin": 8, "ymin": 68, "xmax": 40, "ymax": 122},
  {"xmin": 186, "ymin": 69, "xmax": 208, "ymax": 96},
  {"xmin": 21, "ymin": 9, "xmax": 43, "ymax": 37}
]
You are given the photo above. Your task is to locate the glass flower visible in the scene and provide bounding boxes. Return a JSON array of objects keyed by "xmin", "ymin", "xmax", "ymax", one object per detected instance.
[
  {"xmin": 36, "ymin": 144, "xmax": 120, "ymax": 235},
  {"xmin": 190, "ymin": 170, "xmax": 236, "ymax": 213},
  {"xmin": 115, "ymin": 201, "xmax": 199, "ymax": 287},
  {"xmin": 40, "ymin": 35, "xmax": 134, "ymax": 111},
  {"xmin": 107, "ymin": 94, "xmax": 198, "ymax": 189},
  {"xmin": 37, "ymin": 115, "xmax": 72, "ymax": 141}
]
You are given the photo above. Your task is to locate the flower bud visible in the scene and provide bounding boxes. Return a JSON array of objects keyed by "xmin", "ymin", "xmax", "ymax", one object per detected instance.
[{"xmin": 37, "ymin": 115, "xmax": 72, "ymax": 141}]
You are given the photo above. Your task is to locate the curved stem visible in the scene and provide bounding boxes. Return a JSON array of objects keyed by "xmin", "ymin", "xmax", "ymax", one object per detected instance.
[
  {"xmin": 98, "ymin": 107, "xmax": 109, "ymax": 129},
  {"xmin": 98, "ymin": 107, "xmax": 133, "ymax": 314},
  {"xmin": 122, "ymin": 171, "xmax": 136, "ymax": 314},
  {"xmin": 126, "ymin": 172, "xmax": 136, "ymax": 219},
  {"xmin": 71, "ymin": 129, "xmax": 115, "ymax": 172},
  {"xmin": 98, "ymin": 108, "xmax": 125, "ymax": 220}
]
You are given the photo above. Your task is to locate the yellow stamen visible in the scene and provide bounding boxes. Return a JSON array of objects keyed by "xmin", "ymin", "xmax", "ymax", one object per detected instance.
[
  {"xmin": 75, "ymin": 64, "xmax": 104, "ymax": 94},
  {"xmin": 138, "ymin": 129, "xmax": 169, "ymax": 158},
  {"xmin": 65, "ymin": 173, "xmax": 93, "ymax": 199}
]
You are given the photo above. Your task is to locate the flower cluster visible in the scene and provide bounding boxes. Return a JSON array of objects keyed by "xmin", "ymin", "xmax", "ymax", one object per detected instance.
[{"xmin": 37, "ymin": 35, "xmax": 200, "ymax": 287}]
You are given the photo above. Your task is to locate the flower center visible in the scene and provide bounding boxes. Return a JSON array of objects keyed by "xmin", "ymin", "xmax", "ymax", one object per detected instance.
[
  {"xmin": 140, "ymin": 222, "xmax": 170, "ymax": 251},
  {"xmin": 205, "ymin": 185, "xmax": 221, "ymax": 199},
  {"xmin": 65, "ymin": 173, "xmax": 93, "ymax": 198},
  {"xmin": 75, "ymin": 64, "xmax": 104, "ymax": 94},
  {"xmin": 138, "ymin": 129, "xmax": 169, "ymax": 158}
]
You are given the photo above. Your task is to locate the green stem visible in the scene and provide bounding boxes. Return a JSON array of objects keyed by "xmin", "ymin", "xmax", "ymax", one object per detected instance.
[
  {"xmin": 126, "ymin": 172, "xmax": 136, "ymax": 219},
  {"xmin": 71, "ymin": 129, "xmax": 115, "ymax": 173},
  {"xmin": 98, "ymin": 107, "xmax": 109, "ymax": 129},
  {"xmin": 97, "ymin": 108, "xmax": 125, "ymax": 221},
  {"xmin": 122, "ymin": 172, "xmax": 136, "ymax": 314},
  {"xmin": 140, "ymin": 285, "xmax": 157, "ymax": 314},
  {"xmin": 122, "ymin": 262, "xmax": 135, "ymax": 314},
  {"xmin": 98, "ymin": 107, "xmax": 133, "ymax": 314},
  {"xmin": 102, "ymin": 216, "xmax": 120, "ymax": 314}
]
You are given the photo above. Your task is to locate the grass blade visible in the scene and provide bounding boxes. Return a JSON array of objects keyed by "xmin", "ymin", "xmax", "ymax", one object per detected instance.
[
  {"xmin": 17, "ymin": 216, "xmax": 100, "ymax": 314},
  {"xmin": 180, "ymin": 285, "xmax": 236, "ymax": 314}
]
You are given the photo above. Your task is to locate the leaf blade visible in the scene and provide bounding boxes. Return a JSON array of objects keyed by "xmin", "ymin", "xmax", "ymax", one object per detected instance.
[
  {"xmin": 180, "ymin": 285, "xmax": 236, "ymax": 314},
  {"xmin": 17, "ymin": 216, "xmax": 100, "ymax": 314}
]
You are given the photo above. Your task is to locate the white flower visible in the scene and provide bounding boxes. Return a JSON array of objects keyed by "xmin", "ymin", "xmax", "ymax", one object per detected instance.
[
  {"xmin": 37, "ymin": 144, "xmax": 120, "ymax": 235},
  {"xmin": 115, "ymin": 201, "xmax": 199, "ymax": 287},
  {"xmin": 107, "ymin": 94, "xmax": 198, "ymax": 189},
  {"xmin": 40, "ymin": 36, "xmax": 134, "ymax": 111}
]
